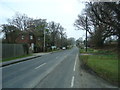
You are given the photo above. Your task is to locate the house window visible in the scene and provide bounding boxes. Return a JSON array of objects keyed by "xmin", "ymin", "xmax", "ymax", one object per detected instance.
[
  {"xmin": 30, "ymin": 35, "xmax": 33, "ymax": 40},
  {"xmin": 21, "ymin": 35, "xmax": 24, "ymax": 40}
]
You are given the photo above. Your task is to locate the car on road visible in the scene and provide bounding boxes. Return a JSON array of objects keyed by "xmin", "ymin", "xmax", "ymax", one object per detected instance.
[{"xmin": 62, "ymin": 47, "xmax": 66, "ymax": 50}]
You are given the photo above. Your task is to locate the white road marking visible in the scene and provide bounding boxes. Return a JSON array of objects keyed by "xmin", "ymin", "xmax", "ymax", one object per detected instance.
[
  {"xmin": 73, "ymin": 54, "xmax": 78, "ymax": 71},
  {"xmin": 35, "ymin": 63, "xmax": 46, "ymax": 69},
  {"xmin": 71, "ymin": 76, "xmax": 74, "ymax": 88}
]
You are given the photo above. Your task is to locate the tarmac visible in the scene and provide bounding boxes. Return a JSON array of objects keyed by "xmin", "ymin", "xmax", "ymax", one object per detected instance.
[{"xmin": 1, "ymin": 52, "xmax": 52, "ymax": 67}]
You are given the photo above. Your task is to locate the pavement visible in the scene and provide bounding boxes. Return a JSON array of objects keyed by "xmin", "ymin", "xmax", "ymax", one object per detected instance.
[
  {"xmin": 1, "ymin": 52, "xmax": 52, "ymax": 67},
  {"xmin": 2, "ymin": 47, "xmax": 118, "ymax": 88}
]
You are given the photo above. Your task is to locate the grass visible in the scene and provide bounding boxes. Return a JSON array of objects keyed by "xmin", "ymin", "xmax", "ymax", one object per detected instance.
[
  {"xmin": 2, "ymin": 54, "xmax": 32, "ymax": 62},
  {"xmin": 80, "ymin": 48, "xmax": 116, "ymax": 55},
  {"xmin": 80, "ymin": 48, "xmax": 119, "ymax": 84},
  {"xmin": 80, "ymin": 48, "xmax": 94, "ymax": 53}
]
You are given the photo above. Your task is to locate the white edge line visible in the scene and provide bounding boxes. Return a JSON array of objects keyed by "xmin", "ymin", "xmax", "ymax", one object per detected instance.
[
  {"xmin": 73, "ymin": 54, "xmax": 78, "ymax": 71},
  {"xmin": 71, "ymin": 76, "xmax": 74, "ymax": 88},
  {"xmin": 35, "ymin": 63, "xmax": 46, "ymax": 69}
]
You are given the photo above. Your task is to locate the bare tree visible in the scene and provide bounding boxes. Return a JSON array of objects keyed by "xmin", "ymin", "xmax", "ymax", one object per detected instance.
[
  {"xmin": 74, "ymin": 2, "xmax": 119, "ymax": 48},
  {"xmin": 89, "ymin": 2, "xmax": 120, "ymax": 57},
  {"xmin": 7, "ymin": 13, "xmax": 32, "ymax": 31}
]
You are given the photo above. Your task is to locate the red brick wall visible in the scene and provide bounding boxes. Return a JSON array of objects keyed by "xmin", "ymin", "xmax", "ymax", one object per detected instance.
[{"xmin": 15, "ymin": 34, "xmax": 36, "ymax": 45}]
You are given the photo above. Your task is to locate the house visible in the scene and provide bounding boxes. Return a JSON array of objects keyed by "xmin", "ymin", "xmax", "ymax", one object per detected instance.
[
  {"xmin": 3, "ymin": 30, "xmax": 44, "ymax": 52},
  {"xmin": 15, "ymin": 32, "xmax": 36, "ymax": 52}
]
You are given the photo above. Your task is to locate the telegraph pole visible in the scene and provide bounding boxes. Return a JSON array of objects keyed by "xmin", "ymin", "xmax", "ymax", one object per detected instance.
[
  {"xmin": 85, "ymin": 16, "xmax": 88, "ymax": 52},
  {"xmin": 43, "ymin": 28, "xmax": 46, "ymax": 52}
]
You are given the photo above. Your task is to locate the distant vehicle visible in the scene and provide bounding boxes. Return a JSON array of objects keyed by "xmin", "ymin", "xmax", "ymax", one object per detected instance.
[
  {"xmin": 62, "ymin": 47, "xmax": 66, "ymax": 50},
  {"xmin": 84, "ymin": 46, "xmax": 89, "ymax": 49}
]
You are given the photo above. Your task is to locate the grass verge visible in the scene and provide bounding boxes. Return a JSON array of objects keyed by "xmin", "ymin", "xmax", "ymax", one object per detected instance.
[
  {"xmin": 80, "ymin": 48, "xmax": 119, "ymax": 85},
  {"xmin": 2, "ymin": 54, "xmax": 32, "ymax": 62}
]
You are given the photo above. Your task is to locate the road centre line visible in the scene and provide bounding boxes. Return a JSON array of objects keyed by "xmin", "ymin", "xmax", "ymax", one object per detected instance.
[
  {"xmin": 35, "ymin": 63, "xmax": 46, "ymax": 69},
  {"xmin": 73, "ymin": 54, "xmax": 78, "ymax": 71},
  {"xmin": 71, "ymin": 76, "xmax": 74, "ymax": 88}
]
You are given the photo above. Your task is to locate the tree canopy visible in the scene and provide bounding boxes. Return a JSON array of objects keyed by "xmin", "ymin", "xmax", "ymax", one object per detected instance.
[
  {"xmin": 1, "ymin": 13, "xmax": 74, "ymax": 52},
  {"xmin": 74, "ymin": 2, "xmax": 119, "ymax": 48}
]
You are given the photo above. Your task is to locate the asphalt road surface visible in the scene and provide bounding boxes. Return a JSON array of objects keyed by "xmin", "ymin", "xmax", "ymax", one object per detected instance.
[{"xmin": 2, "ymin": 47, "xmax": 117, "ymax": 88}]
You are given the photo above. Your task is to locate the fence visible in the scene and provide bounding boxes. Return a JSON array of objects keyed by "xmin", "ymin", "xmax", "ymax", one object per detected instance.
[{"xmin": 2, "ymin": 44, "xmax": 28, "ymax": 59}]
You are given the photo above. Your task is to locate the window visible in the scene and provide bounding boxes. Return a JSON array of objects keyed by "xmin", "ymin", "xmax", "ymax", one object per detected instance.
[
  {"xmin": 21, "ymin": 35, "xmax": 24, "ymax": 40},
  {"xmin": 30, "ymin": 35, "xmax": 33, "ymax": 40}
]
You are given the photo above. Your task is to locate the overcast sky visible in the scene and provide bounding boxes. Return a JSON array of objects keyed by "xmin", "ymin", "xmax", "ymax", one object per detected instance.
[{"xmin": 0, "ymin": 0, "xmax": 86, "ymax": 40}]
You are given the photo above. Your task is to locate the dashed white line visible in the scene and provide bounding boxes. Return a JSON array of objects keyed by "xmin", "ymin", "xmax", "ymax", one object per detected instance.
[
  {"xmin": 73, "ymin": 54, "xmax": 78, "ymax": 71},
  {"xmin": 71, "ymin": 76, "xmax": 74, "ymax": 88},
  {"xmin": 35, "ymin": 63, "xmax": 46, "ymax": 69}
]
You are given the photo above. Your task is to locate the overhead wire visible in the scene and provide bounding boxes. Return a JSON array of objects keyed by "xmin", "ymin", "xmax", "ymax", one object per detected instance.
[{"xmin": 0, "ymin": 0, "xmax": 17, "ymax": 13}]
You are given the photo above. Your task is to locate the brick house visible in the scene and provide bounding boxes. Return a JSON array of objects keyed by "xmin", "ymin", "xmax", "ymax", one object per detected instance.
[
  {"xmin": 15, "ymin": 32, "xmax": 36, "ymax": 52},
  {"xmin": 3, "ymin": 30, "xmax": 44, "ymax": 52}
]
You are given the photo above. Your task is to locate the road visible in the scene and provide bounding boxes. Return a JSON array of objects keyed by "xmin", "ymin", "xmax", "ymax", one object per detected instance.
[{"xmin": 2, "ymin": 47, "xmax": 117, "ymax": 88}]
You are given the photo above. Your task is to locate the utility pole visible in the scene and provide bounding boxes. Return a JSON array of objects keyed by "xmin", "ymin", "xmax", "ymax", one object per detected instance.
[
  {"xmin": 85, "ymin": 16, "xmax": 88, "ymax": 52},
  {"xmin": 43, "ymin": 28, "xmax": 46, "ymax": 52}
]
